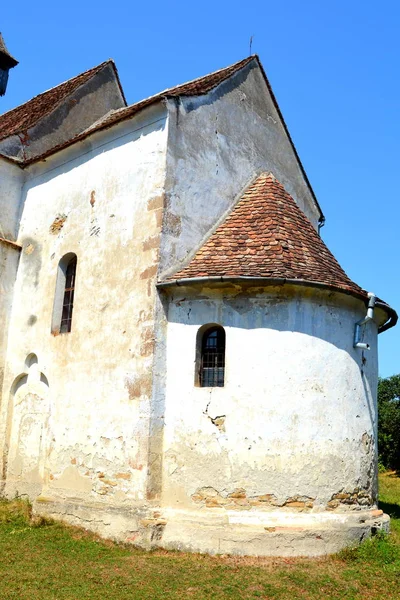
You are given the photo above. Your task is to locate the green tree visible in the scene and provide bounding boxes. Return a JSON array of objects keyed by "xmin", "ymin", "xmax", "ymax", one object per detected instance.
[{"xmin": 378, "ymin": 374, "xmax": 400, "ymax": 471}]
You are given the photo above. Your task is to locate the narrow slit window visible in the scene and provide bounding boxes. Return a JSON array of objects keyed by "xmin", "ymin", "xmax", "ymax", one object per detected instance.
[
  {"xmin": 199, "ymin": 326, "xmax": 226, "ymax": 387},
  {"xmin": 51, "ymin": 253, "xmax": 77, "ymax": 335},
  {"xmin": 60, "ymin": 256, "xmax": 77, "ymax": 333}
]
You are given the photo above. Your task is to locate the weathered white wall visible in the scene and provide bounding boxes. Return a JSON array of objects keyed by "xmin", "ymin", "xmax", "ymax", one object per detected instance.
[
  {"xmin": 0, "ymin": 64, "xmax": 390, "ymax": 555},
  {"xmin": 161, "ymin": 285, "xmax": 379, "ymax": 511},
  {"xmin": 0, "ymin": 158, "xmax": 25, "ymax": 415},
  {"xmin": 0, "ymin": 246, "xmax": 20, "ymax": 411},
  {"xmin": 160, "ymin": 59, "xmax": 321, "ymax": 277},
  {"xmin": 0, "ymin": 158, "xmax": 25, "ymax": 240},
  {"xmin": 1, "ymin": 105, "xmax": 168, "ymax": 505}
]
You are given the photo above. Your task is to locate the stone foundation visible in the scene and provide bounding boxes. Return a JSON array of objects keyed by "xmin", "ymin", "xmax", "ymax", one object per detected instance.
[{"xmin": 33, "ymin": 497, "xmax": 389, "ymax": 557}]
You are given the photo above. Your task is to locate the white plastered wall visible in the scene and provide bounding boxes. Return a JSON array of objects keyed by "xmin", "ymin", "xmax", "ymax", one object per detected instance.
[
  {"xmin": 0, "ymin": 105, "xmax": 168, "ymax": 506},
  {"xmin": 0, "ymin": 158, "xmax": 25, "ymax": 411},
  {"xmin": 0, "ymin": 158, "xmax": 25, "ymax": 240},
  {"xmin": 160, "ymin": 59, "xmax": 321, "ymax": 278},
  {"xmin": 161, "ymin": 286, "xmax": 379, "ymax": 510}
]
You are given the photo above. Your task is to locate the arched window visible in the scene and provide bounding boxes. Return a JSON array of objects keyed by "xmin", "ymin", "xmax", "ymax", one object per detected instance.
[
  {"xmin": 196, "ymin": 325, "xmax": 226, "ymax": 387},
  {"xmin": 51, "ymin": 253, "xmax": 77, "ymax": 334},
  {"xmin": 60, "ymin": 256, "xmax": 77, "ymax": 333}
]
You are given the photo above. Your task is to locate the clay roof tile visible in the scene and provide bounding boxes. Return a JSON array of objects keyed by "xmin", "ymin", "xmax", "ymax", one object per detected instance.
[
  {"xmin": 165, "ymin": 173, "xmax": 365, "ymax": 298},
  {"xmin": 1, "ymin": 56, "xmax": 255, "ymax": 166},
  {"xmin": 0, "ymin": 60, "xmax": 119, "ymax": 142}
]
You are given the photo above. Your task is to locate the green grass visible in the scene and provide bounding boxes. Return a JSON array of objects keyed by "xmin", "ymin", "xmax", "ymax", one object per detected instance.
[{"xmin": 0, "ymin": 473, "xmax": 399, "ymax": 599}]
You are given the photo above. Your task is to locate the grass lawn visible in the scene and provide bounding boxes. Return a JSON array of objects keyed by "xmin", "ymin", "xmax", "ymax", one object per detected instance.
[{"xmin": 0, "ymin": 472, "xmax": 399, "ymax": 600}]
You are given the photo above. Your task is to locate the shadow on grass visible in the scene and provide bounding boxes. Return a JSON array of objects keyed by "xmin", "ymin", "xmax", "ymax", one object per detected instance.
[{"xmin": 379, "ymin": 501, "xmax": 400, "ymax": 520}]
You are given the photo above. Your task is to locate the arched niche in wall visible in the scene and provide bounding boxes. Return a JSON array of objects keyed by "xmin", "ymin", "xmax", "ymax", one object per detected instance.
[
  {"xmin": 25, "ymin": 353, "xmax": 38, "ymax": 368},
  {"xmin": 2, "ymin": 354, "xmax": 50, "ymax": 499},
  {"xmin": 51, "ymin": 252, "xmax": 78, "ymax": 335}
]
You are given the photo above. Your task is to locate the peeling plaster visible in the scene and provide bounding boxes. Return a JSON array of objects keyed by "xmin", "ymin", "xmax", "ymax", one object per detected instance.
[{"xmin": 0, "ymin": 64, "xmax": 386, "ymax": 556}]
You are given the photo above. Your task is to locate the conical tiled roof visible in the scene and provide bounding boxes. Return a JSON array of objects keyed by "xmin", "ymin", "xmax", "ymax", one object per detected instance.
[{"xmin": 166, "ymin": 173, "xmax": 364, "ymax": 297}]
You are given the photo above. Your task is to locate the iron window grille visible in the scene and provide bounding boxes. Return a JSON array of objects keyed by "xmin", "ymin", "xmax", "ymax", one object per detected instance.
[
  {"xmin": 60, "ymin": 256, "xmax": 77, "ymax": 333},
  {"xmin": 200, "ymin": 326, "xmax": 225, "ymax": 387}
]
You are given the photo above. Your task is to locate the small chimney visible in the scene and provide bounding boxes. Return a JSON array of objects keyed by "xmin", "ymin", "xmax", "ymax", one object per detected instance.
[{"xmin": 0, "ymin": 33, "xmax": 18, "ymax": 96}]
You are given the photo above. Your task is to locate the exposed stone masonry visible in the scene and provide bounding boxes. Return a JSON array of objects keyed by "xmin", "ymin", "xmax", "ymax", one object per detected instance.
[
  {"xmin": 192, "ymin": 487, "xmax": 315, "ymax": 510},
  {"xmin": 327, "ymin": 489, "xmax": 373, "ymax": 510}
]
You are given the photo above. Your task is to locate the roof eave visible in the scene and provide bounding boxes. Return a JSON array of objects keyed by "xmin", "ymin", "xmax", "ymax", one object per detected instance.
[
  {"xmin": 0, "ymin": 55, "xmax": 18, "ymax": 69},
  {"xmin": 0, "ymin": 152, "xmax": 23, "ymax": 167},
  {"xmin": 0, "ymin": 33, "xmax": 18, "ymax": 67},
  {"xmin": 156, "ymin": 275, "xmax": 397, "ymax": 333}
]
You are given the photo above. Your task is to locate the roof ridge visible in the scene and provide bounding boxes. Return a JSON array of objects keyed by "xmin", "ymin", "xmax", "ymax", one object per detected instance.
[
  {"xmin": 113, "ymin": 56, "xmax": 256, "ymax": 114},
  {"xmin": 158, "ymin": 55, "xmax": 256, "ymax": 98},
  {"xmin": 0, "ymin": 59, "xmax": 114, "ymax": 127}
]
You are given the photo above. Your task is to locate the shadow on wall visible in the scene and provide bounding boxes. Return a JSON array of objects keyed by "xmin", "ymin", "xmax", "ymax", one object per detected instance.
[
  {"xmin": 164, "ymin": 287, "xmax": 375, "ymax": 356},
  {"xmin": 23, "ymin": 111, "xmax": 167, "ymax": 195},
  {"xmin": 163, "ymin": 287, "xmax": 378, "ymax": 428}
]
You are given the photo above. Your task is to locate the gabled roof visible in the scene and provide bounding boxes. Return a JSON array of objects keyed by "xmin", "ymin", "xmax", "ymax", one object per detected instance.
[
  {"xmin": 164, "ymin": 173, "xmax": 363, "ymax": 297},
  {"xmin": 156, "ymin": 55, "xmax": 255, "ymax": 97},
  {"xmin": 0, "ymin": 56, "xmax": 253, "ymax": 151},
  {"xmin": 76, "ymin": 56, "xmax": 256, "ymax": 134},
  {"xmin": 0, "ymin": 59, "xmax": 124, "ymax": 142},
  {"xmin": 8, "ymin": 56, "xmax": 255, "ymax": 167},
  {"xmin": 70, "ymin": 56, "xmax": 255, "ymax": 132},
  {"xmin": 0, "ymin": 54, "xmax": 322, "ymax": 218}
]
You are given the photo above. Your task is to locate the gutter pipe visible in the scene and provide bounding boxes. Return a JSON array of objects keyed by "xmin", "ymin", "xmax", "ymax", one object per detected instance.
[
  {"xmin": 353, "ymin": 292, "xmax": 376, "ymax": 350},
  {"xmin": 318, "ymin": 216, "xmax": 325, "ymax": 237}
]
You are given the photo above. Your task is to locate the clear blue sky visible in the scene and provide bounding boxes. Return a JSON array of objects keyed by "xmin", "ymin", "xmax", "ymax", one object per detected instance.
[{"xmin": 2, "ymin": 1, "xmax": 399, "ymax": 377}]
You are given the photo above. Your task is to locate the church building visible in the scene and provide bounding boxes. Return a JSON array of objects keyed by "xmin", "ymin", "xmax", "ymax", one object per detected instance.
[{"xmin": 0, "ymin": 42, "xmax": 397, "ymax": 556}]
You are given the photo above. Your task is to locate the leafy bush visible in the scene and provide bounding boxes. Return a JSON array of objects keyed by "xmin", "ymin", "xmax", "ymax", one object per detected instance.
[{"xmin": 378, "ymin": 374, "xmax": 400, "ymax": 472}]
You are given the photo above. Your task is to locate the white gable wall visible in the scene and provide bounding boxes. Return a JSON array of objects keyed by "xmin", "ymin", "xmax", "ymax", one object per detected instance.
[{"xmin": 160, "ymin": 60, "xmax": 321, "ymax": 278}]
